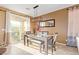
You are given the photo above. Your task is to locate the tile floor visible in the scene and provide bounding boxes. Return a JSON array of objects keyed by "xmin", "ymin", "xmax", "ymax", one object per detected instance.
[{"xmin": 3, "ymin": 42, "xmax": 79, "ymax": 55}]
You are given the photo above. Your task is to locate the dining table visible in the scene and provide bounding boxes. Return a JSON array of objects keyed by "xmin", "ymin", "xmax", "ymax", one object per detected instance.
[{"xmin": 24, "ymin": 34, "xmax": 54, "ymax": 55}]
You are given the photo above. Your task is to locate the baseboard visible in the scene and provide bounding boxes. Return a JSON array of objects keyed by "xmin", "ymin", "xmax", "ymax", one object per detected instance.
[{"xmin": 56, "ymin": 42, "xmax": 66, "ymax": 46}]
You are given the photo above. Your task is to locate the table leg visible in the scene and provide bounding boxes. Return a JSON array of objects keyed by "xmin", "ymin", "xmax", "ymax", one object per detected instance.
[
  {"xmin": 26, "ymin": 36, "xmax": 29, "ymax": 46},
  {"xmin": 44, "ymin": 38, "xmax": 48, "ymax": 55},
  {"xmin": 24, "ymin": 35, "xmax": 29, "ymax": 46},
  {"xmin": 24, "ymin": 35, "xmax": 26, "ymax": 45}
]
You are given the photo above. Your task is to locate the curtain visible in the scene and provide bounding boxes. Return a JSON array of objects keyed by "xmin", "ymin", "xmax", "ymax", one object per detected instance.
[
  {"xmin": 24, "ymin": 16, "xmax": 30, "ymax": 31},
  {"xmin": 67, "ymin": 6, "xmax": 79, "ymax": 46},
  {"xmin": 68, "ymin": 6, "xmax": 79, "ymax": 37}
]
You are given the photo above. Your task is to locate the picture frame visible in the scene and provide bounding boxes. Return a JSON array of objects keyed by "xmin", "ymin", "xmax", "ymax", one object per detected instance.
[{"xmin": 39, "ymin": 19, "xmax": 55, "ymax": 27}]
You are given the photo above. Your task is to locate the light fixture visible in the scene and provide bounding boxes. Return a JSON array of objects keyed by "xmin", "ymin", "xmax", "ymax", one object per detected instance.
[{"xmin": 32, "ymin": 5, "xmax": 39, "ymax": 21}]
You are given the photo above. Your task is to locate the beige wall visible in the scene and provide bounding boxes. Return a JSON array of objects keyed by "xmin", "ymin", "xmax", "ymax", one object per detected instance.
[
  {"xmin": 31, "ymin": 9, "xmax": 68, "ymax": 44},
  {"xmin": 30, "ymin": 18, "xmax": 36, "ymax": 33}
]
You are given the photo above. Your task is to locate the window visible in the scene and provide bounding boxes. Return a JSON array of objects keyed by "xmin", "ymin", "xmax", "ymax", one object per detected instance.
[{"xmin": 10, "ymin": 20, "xmax": 21, "ymax": 27}]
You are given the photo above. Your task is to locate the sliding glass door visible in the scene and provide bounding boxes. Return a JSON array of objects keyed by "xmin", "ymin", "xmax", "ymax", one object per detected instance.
[
  {"xmin": 6, "ymin": 12, "xmax": 30, "ymax": 44},
  {"xmin": 10, "ymin": 20, "xmax": 22, "ymax": 44}
]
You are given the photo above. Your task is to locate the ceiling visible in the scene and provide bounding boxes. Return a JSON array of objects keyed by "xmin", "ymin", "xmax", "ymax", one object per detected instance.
[{"xmin": 0, "ymin": 4, "xmax": 74, "ymax": 17}]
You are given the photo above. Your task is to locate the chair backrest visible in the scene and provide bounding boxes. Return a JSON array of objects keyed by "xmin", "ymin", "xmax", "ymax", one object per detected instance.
[
  {"xmin": 53, "ymin": 32, "xmax": 58, "ymax": 44},
  {"xmin": 47, "ymin": 35, "xmax": 53, "ymax": 45},
  {"xmin": 37, "ymin": 31, "xmax": 48, "ymax": 37},
  {"xmin": 42, "ymin": 31, "xmax": 48, "ymax": 37},
  {"xmin": 26, "ymin": 31, "xmax": 31, "ymax": 35},
  {"xmin": 47, "ymin": 32, "xmax": 58, "ymax": 45}
]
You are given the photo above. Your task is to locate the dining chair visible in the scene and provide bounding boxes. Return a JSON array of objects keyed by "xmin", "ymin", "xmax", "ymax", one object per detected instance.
[
  {"xmin": 26, "ymin": 31, "xmax": 48, "ymax": 53},
  {"xmin": 26, "ymin": 31, "xmax": 31, "ymax": 35},
  {"xmin": 35, "ymin": 31, "xmax": 49, "ymax": 53},
  {"xmin": 25, "ymin": 31, "xmax": 34, "ymax": 46},
  {"xmin": 51, "ymin": 32, "xmax": 58, "ymax": 54},
  {"xmin": 39, "ymin": 31, "xmax": 48, "ymax": 52},
  {"xmin": 43, "ymin": 32, "xmax": 58, "ymax": 54}
]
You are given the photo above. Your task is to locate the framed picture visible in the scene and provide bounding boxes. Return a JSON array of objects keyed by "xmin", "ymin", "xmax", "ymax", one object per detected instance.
[{"xmin": 39, "ymin": 19, "xmax": 55, "ymax": 27}]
